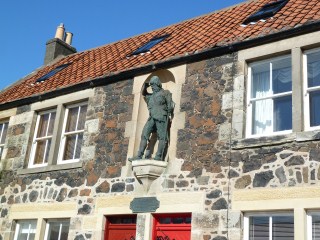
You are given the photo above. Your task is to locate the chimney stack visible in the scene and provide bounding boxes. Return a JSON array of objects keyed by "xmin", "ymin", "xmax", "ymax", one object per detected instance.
[{"xmin": 44, "ymin": 23, "xmax": 76, "ymax": 65}]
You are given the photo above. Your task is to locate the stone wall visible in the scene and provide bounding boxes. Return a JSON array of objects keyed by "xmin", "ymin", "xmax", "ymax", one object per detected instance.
[
  {"xmin": 0, "ymin": 80, "xmax": 135, "ymax": 240},
  {"xmin": 1, "ymin": 51, "xmax": 320, "ymax": 240}
]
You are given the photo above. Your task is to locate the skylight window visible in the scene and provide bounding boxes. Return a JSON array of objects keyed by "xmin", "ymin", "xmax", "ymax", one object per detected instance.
[
  {"xmin": 129, "ymin": 34, "xmax": 170, "ymax": 56},
  {"xmin": 242, "ymin": 0, "xmax": 288, "ymax": 25},
  {"xmin": 36, "ymin": 63, "xmax": 71, "ymax": 83}
]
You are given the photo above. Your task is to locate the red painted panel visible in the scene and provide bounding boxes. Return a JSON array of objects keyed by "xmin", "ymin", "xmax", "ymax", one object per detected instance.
[
  {"xmin": 153, "ymin": 213, "xmax": 191, "ymax": 240},
  {"xmin": 104, "ymin": 215, "xmax": 137, "ymax": 240}
]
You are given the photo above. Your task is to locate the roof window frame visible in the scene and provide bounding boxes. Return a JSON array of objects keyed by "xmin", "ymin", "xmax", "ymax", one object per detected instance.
[
  {"xmin": 128, "ymin": 34, "xmax": 170, "ymax": 57},
  {"xmin": 242, "ymin": 0, "xmax": 288, "ymax": 25},
  {"xmin": 36, "ymin": 63, "xmax": 71, "ymax": 83}
]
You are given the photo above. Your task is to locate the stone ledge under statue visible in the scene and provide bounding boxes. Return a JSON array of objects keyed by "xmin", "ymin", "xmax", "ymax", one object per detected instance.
[{"xmin": 131, "ymin": 159, "xmax": 168, "ymax": 192}]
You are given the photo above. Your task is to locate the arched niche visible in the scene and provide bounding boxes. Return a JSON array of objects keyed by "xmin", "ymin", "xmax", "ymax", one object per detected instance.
[{"xmin": 124, "ymin": 65, "xmax": 186, "ymax": 173}]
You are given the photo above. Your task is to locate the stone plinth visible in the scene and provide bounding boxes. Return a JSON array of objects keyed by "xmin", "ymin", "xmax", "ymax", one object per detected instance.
[{"xmin": 131, "ymin": 160, "xmax": 168, "ymax": 192}]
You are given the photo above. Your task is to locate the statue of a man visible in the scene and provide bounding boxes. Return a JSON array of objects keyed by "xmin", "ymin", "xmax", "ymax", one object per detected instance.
[{"xmin": 132, "ymin": 76, "xmax": 174, "ymax": 161}]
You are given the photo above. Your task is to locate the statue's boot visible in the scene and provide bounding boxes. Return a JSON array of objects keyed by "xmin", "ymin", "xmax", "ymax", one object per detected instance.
[
  {"xmin": 129, "ymin": 138, "xmax": 147, "ymax": 161},
  {"xmin": 154, "ymin": 140, "xmax": 167, "ymax": 161}
]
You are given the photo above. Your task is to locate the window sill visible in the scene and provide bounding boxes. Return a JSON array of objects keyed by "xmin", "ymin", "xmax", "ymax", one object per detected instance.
[
  {"xmin": 17, "ymin": 162, "xmax": 83, "ymax": 175},
  {"xmin": 232, "ymin": 129, "xmax": 320, "ymax": 149}
]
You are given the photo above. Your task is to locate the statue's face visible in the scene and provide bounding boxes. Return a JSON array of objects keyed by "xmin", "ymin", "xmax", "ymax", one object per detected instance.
[{"xmin": 151, "ymin": 84, "xmax": 161, "ymax": 93}]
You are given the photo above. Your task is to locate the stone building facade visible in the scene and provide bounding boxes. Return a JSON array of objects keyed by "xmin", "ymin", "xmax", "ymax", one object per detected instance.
[{"xmin": 1, "ymin": 0, "xmax": 320, "ymax": 240}]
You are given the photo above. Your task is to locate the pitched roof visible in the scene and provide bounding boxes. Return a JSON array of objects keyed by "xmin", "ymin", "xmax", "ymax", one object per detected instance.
[{"xmin": 1, "ymin": 0, "xmax": 320, "ymax": 106}]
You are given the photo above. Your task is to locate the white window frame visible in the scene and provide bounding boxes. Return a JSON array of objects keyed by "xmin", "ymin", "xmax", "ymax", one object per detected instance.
[
  {"xmin": 303, "ymin": 48, "xmax": 320, "ymax": 131},
  {"xmin": 307, "ymin": 211, "xmax": 320, "ymax": 240},
  {"xmin": 57, "ymin": 102, "xmax": 87, "ymax": 164},
  {"xmin": 0, "ymin": 120, "xmax": 9, "ymax": 160},
  {"xmin": 28, "ymin": 109, "xmax": 56, "ymax": 168},
  {"xmin": 43, "ymin": 219, "xmax": 70, "ymax": 240},
  {"xmin": 13, "ymin": 219, "xmax": 37, "ymax": 240},
  {"xmin": 243, "ymin": 212, "xmax": 294, "ymax": 240},
  {"xmin": 246, "ymin": 55, "xmax": 293, "ymax": 138}
]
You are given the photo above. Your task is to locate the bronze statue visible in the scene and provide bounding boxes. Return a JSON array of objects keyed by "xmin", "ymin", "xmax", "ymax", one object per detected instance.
[{"xmin": 131, "ymin": 76, "xmax": 174, "ymax": 161}]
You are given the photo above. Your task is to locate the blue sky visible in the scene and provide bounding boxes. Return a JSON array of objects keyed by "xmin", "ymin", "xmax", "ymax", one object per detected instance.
[{"xmin": 0, "ymin": 0, "xmax": 244, "ymax": 91}]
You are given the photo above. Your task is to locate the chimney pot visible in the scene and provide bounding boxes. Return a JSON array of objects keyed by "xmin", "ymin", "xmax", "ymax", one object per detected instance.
[
  {"xmin": 55, "ymin": 23, "xmax": 65, "ymax": 40},
  {"xmin": 65, "ymin": 32, "xmax": 73, "ymax": 45}
]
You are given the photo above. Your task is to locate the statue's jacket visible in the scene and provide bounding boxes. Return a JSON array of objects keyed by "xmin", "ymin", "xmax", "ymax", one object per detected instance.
[{"xmin": 144, "ymin": 89, "xmax": 174, "ymax": 122}]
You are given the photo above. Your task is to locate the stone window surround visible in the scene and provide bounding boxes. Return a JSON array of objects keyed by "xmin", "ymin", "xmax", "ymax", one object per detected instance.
[
  {"xmin": 230, "ymin": 30, "xmax": 320, "ymax": 148},
  {"xmin": 17, "ymin": 89, "xmax": 94, "ymax": 175},
  {"xmin": 7, "ymin": 202, "xmax": 76, "ymax": 240},
  {"xmin": 233, "ymin": 186, "xmax": 320, "ymax": 240}
]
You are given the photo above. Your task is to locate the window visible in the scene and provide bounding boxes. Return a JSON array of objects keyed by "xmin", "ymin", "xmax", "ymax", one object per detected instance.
[
  {"xmin": 243, "ymin": 0, "xmax": 288, "ymax": 25},
  {"xmin": 152, "ymin": 213, "xmax": 191, "ymax": 240},
  {"xmin": 105, "ymin": 215, "xmax": 137, "ymax": 240},
  {"xmin": 36, "ymin": 63, "xmax": 71, "ymax": 83},
  {"xmin": 247, "ymin": 55, "xmax": 292, "ymax": 137},
  {"xmin": 58, "ymin": 103, "xmax": 87, "ymax": 164},
  {"xmin": 44, "ymin": 219, "xmax": 70, "ymax": 240},
  {"xmin": 28, "ymin": 102, "xmax": 88, "ymax": 168},
  {"xmin": 129, "ymin": 34, "xmax": 170, "ymax": 56},
  {"xmin": 304, "ymin": 49, "xmax": 320, "ymax": 130},
  {"xmin": 0, "ymin": 121, "xmax": 9, "ymax": 160},
  {"xmin": 29, "ymin": 110, "xmax": 56, "ymax": 168},
  {"xmin": 308, "ymin": 212, "xmax": 320, "ymax": 240},
  {"xmin": 13, "ymin": 220, "xmax": 37, "ymax": 240},
  {"xmin": 244, "ymin": 213, "xmax": 294, "ymax": 240}
]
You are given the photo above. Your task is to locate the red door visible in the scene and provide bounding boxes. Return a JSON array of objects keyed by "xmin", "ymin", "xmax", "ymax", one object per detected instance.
[
  {"xmin": 152, "ymin": 214, "xmax": 191, "ymax": 240},
  {"xmin": 104, "ymin": 215, "xmax": 137, "ymax": 240}
]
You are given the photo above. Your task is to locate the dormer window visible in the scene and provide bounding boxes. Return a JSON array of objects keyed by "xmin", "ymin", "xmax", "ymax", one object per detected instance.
[
  {"xmin": 242, "ymin": 0, "xmax": 288, "ymax": 25},
  {"xmin": 129, "ymin": 34, "xmax": 170, "ymax": 56}
]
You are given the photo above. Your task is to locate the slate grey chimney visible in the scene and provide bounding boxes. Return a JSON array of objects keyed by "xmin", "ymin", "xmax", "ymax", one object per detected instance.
[{"xmin": 44, "ymin": 23, "xmax": 76, "ymax": 65}]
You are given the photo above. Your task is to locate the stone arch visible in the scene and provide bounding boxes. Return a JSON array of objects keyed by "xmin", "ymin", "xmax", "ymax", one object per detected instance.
[{"xmin": 124, "ymin": 65, "xmax": 186, "ymax": 175}]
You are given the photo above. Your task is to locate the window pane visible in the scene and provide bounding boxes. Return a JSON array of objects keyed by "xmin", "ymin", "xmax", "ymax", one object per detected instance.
[
  {"xmin": 272, "ymin": 216, "xmax": 294, "ymax": 240},
  {"xmin": 159, "ymin": 217, "xmax": 171, "ymax": 224},
  {"xmin": 310, "ymin": 91, "xmax": 320, "ymax": 127},
  {"xmin": 47, "ymin": 112, "xmax": 56, "ymax": 136},
  {"xmin": 37, "ymin": 113, "xmax": 50, "ymax": 137},
  {"xmin": 66, "ymin": 107, "xmax": 79, "ymax": 132},
  {"xmin": 252, "ymin": 63, "xmax": 270, "ymax": 98},
  {"xmin": 75, "ymin": 133, "xmax": 83, "ymax": 159},
  {"xmin": 249, "ymin": 216, "xmax": 269, "ymax": 240},
  {"xmin": 34, "ymin": 139, "xmax": 51, "ymax": 165},
  {"xmin": 77, "ymin": 105, "xmax": 87, "ymax": 130},
  {"xmin": 0, "ymin": 122, "xmax": 8, "ymax": 144},
  {"xmin": 252, "ymin": 99, "xmax": 272, "ymax": 135},
  {"xmin": 307, "ymin": 51, "xmax": 320, "ymax": 88},
  {"xmin": 273, "ymin": 96, "xmax": 292, "ymax": 132},
  {"xmin": 63, "ymin": 135, "xmax": 76, "ymax": 160},
  {"xmin": 37, "ymin": 112, "xmax": 55, "ymax": 138},
  {"xmin": 15, "ymin": 220, "xmax": 37, "ymax": 240},
  {"xmin": 46, "ymin": 220, "xmax": 70, "ymax": 240},
  {"xmin": 272, "ymin": 58, "xmax": 292, "ymax": 94},
  {"xmin": 312, "ymin": 215, "xmax": 320, "ymax": 240}
]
